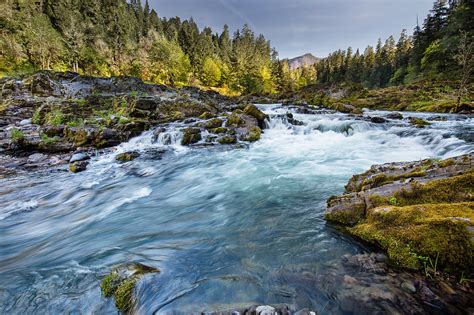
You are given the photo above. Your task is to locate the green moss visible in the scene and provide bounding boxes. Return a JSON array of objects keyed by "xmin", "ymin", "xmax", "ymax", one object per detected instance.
[
  {"xmin": 209, "ymin": 127, "xmax": 227, "ymax": 134},
  {"xmin": 114, "ymin": 278, "xmax": 137, "ymax": 313},
  {"xmin": 227, "ymin": 113, "xmax": 245, "ymax": 126},
  {"xmin": 243, "ymin": 104, "xmax": 266, "ymax": 122},
  {"xmin": 199, "ymin": 112, "xmax": 214, "ymax": 119},
  {"xmin": 10, "ymin": 128, "xmax": 24, "ymax": 143},
  {"xmin": 409, "ymin": 117, "xmax": 431, "ymax": 128},
  {"xmin": 44, "ymin": 109, "xmax": 64, "ymax": 126},
  {"xmin": 204, "ymin": 118, "xmax": 223, "ymax": 129},
  {"xmin": 241, "ymin": 126, "xmax": 262, "ymax": 142},
  {"xmin": 325, "ymin": 202, "xmax": 366, "ymax": 226},
  {"xmin": 65, "ymin": 127, "xmax": 89, "ymax": 146},
  {"xmin": 359, "ymin": 168, "xmax": 427, "ymax": 191},
  {"xmin": 181, "ymin": 128, "xmax": 201, "ymax": 145},
  {"xmin": 41, "ymin": 134, "xmax": 58, "ymax": 144},
  {"xmin": 394, "ymin": 171, "xmax": 474, "ymax": 206},
  {"xmin": 438, "ymin": 158, "xmax": 456, "ymax": 168},
  {"xmin": 100, "ymin": 272, "xmax": 121, "ymax": 297},
  {"xmin": 349, "ymin": 202, "xmax": 474, "ymax": 273},
  {"xmin": 218, "ymin": 135, "xmax": 237, "ymax": 144},
  {"xmin": 116, "ymin": 152, "xmax": 140, "ymax": 162},
  {"xmin": 100, "ymin": 264, "xmax": 160, "ymax": 313}
]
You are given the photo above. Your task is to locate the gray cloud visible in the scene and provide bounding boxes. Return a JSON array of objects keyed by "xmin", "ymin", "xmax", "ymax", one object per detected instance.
[{"xmin": 150, "ymin": 0, "xmax": 434, "ymax": 58}]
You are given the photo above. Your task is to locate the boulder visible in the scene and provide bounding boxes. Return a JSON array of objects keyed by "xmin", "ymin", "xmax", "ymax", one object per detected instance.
[
  {"xmin": 115, "ymin": 151, "xmax": 140, "ymax": 162},
  {"xmin": 370, "ymin": 116, "xmax": 387, "ymax": 124},
  {"xmin": 204, "ymin": 118, "xmax": 223, "ymax": 129},
  {"xmin": 69, "ymin": 152, "xmax": 90, "ymax": 163},
  {"xmin": 218, "ymin": 135, "xmax": 237, "ymax": 144},
  {"xmin": 386, "ymin": 112, "xmax": 403, "ymax": 120},
  {"xmin": 100, "ymin": 263, "xmax": 160, "ymax": 314},
  {"xmin": 244, "ymin": 104, "xmax": 267, "ymax": 128},
  {"xmin": 69, "ymin": 161, "xmax": 88, "ymax": 173},
  {"xmin": 325, "ymin": 153, "xmax": 474, "ymax": 273},
  {"xmin": 181, "ymin": 128, "xmax": 201, "ymax": 145}
]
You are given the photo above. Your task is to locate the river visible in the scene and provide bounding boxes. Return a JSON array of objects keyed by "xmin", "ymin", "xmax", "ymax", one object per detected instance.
[{"xmin": 0, "ymin": 105, "xmax": 472, "ymax": 314}]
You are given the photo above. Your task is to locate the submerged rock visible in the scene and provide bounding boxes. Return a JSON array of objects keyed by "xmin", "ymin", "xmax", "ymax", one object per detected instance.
[
  {"xmin": 386, "ymin": 112, "xmax": 403, "ymax": 120},
  {"xmin": 116, "ymin": 151, "xmax": 140, "ymax": 162},
  {"xmin": 100, "ymin": 263, "xmax": 160, "ymax": 314},
  {"xmin": 408, "ymin": 117, "xmax": 431, "ymax": 128},
  {"xmin": 69, "ymin": 160, "xmax": 88, "ymax": 173},
  {"xmin": 325, "ymin": 153, "xmax": 474, "ymax": 273},
  {"xmin": 370, "ymin": 116, "xmax": 387, "ymax": 124}
]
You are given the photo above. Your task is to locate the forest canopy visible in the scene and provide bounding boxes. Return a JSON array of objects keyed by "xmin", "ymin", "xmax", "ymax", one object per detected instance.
[{"xmin": 0, "ymin": 0, "xmax": 472, "ymax": 95}]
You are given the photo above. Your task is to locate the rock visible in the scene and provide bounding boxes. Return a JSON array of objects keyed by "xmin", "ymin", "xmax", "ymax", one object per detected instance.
[
  {"xmin": 26, "ymin": 72, "xmax": 62, "ymax": 97},
  {"xmin": 332, "ymin": 102, "xmax": 363, "ymax": 114},
  {"xmin": 69, "ymin": 152, "xmax": 90, "ymax": 163},
  {"xmin": 199, "ymin": 111, "xmax": 215, "ymax": 119},
  {"xmin": 115, "ymin": 151, "xmax": 140, "ymax": 162},
  {"xmin": 408, "ymin": 117, "xmax": 431, "ymax": 128},
  {"xmin": 255, "ymin": 305, "xmax": 276, "ymax": 315},
  {"xmin": 181, "ymin": 128, "xmax": 201, "ymax": 145},
  {"xmin": 42, "ymin": 125, "xmax": 64, "ymax": 137},
  {"xmin": 100, "ymin": 263, "xmax": 160, "ymax": 314},
  {"xmin": 244, "ymin": 104, "xmax": 267, "ymax": 128},
  {"xmin": 325, "ymin": 153, "xmax": 474, "ymax": 272},
  {"xmin": 204, "ymin": 118, "xmax": 223, "ymax": 129},
  {"xmin": 218, "ymin": 135, "xmax": 237, "ymax": 144},
  {"xmin": 134, "ymin": 96, "xmax": 158, "ymax": 110},
  {"xmin": 343, "ymin": 275, "xmax": 358, "ymax": 285},
  {"xmin": 401, "ymin": 281, "xmax": 416, "ymax": 293},
  {"xmin": 28, "ymin": 153, "xmax": 47, "ymax": 163},
  {"xmin": 69, "ymin": 161, "xmax": 88, "ymax": 173},
  {"xmin": 19, "ymin": 119, "xmax": 32, "ymax": 126},
  {"xmin": 370, "ymin": 116, "xmax": 387, "ymax": 123},
  {"xmin": 240, "ymin": 126, "xmax": 262, "ymax": 142},
  {"xmin": 386, "ymin": 112, "xmax": 403, "ymax": 120},
  {"xmin": 227, "ymin": 111, "xmax": 246, "ymax": 127}
]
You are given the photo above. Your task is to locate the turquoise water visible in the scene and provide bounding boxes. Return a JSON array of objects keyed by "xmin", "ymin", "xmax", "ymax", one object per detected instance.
[{"xmin": 0, "ymin": 106, "xmax": 472, "ymax": 314}]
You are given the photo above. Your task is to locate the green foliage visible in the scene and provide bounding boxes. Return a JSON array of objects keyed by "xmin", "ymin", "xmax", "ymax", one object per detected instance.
[
  {"xmin": 201, "ymin": 57, "xmax": 222, "ymax": 87},
  {"xmin": 10, "ymin": 128, "xmax": 24, "ymax": 142},
  {"xmin": 41, "ymin": 134, "xmax": 58, "ymax": 144},
  {"xmin": 44, "ymin": 109, "xmax": 64, "ymax": 126}
]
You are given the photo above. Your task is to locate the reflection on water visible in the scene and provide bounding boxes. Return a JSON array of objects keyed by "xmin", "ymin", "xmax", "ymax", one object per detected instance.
[{"xmin": 0, "ymin": 106, "xmax": 472, "ymax": 314}]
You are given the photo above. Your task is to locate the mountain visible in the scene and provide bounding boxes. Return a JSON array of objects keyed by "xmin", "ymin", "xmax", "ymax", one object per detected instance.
[{"xmin": 288, "ymin": 53, "xmax": 319, "ymax": 70}]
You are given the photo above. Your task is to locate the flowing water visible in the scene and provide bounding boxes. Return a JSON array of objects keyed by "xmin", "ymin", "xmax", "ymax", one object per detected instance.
[{"xmin": 0, "ymin": 105, "xmax": 472, "ymax": 314}]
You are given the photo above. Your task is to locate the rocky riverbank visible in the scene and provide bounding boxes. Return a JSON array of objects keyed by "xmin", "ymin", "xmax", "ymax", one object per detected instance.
[
  {"xmin": 0, "ymin": 72, "xmax": 267, "ymax": 175},
  {"xmin": 325, "ymin": 154, "xmax": 473, "ymax": 308}
]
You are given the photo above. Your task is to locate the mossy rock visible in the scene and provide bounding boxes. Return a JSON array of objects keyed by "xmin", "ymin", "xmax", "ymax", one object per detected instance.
[
  {"xmin": 209, "ymin": 127, "xmax": 227, "ymax": 134},
  {"xmin": 241, "ymin": 126, "xmax": 262, "ymax": 142},
  {"xmin": 181, "ymin": 128, "xmax": 201, "ymax": 145},
  {"xmin": 69, "ymin": 161, "xmax": 88, "ymax": 173},
  {"xmin": 349, "ymin": 202, "xmax": 474, "ymax": 273},
  {"xmin": 100, "ymin": 263, "xmax": 160, "ymax": 314},
  {"xmin": 409, "ymin": 117, "xmax": 431, "ymax": 128},
  {"xmin": 64, "ymin": 127, "xmax": 90, "ymax": 146},
  {"xmin": 227, "ymin": 113, "xmax": 245, "ymax": 127},
  {"xmin": 218, "ymin": 135, "xmax": 237, "ymax": 144},
  {"xmin": 204, "ymin": 118, "xmax": 223, "ymax": 129},
  {"xmin": 243, "ymin": 104, "xmax": 266, "ymax": 122},
  {"xmin": 199, "ymin": 112, "xmax": 215, "ymax": 119},
  {"xmin": 116, "ymin": 151, "xmax": 140, "ymax": 162}
]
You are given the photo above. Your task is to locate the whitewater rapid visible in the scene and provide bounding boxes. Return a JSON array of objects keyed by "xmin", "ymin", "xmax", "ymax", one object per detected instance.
[{"xmin": 0, "ymin": 105, "xmax": 472, "ymax": 314}]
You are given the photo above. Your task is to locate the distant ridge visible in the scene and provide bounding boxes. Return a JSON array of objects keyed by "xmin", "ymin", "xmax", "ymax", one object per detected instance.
[{"xmin": 288, "ymin": 53, "xmax": 319, "ymax": 70}]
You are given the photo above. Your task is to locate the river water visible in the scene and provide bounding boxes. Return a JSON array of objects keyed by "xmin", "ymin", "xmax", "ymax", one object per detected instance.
[{"xmin": 0, "ymin": 105, "xmax": 472, "ymax": 314}]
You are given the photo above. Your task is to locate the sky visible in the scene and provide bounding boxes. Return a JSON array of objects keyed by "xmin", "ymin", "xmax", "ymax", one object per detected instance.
[{"xmin": 150, "ymin": 0, "xmax": 434, "ymax": 59}]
